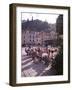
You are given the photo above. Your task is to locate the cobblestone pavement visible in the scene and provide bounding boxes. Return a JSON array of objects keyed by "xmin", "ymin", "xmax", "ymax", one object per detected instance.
[{"xmin": 21, "ymin": 48, "xmax": 57, "ymax": 77}]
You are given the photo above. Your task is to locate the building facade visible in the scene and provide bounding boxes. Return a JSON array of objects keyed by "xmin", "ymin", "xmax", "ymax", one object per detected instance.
[{"xmin": 22, "ymin": 30, "xmax": 57, "ymax": 47}]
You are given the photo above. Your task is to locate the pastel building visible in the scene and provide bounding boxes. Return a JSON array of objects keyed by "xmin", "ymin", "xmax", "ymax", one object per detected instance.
[{"xmin": 22, "ymin": 30, "xmax": 57, "ymax": 46}]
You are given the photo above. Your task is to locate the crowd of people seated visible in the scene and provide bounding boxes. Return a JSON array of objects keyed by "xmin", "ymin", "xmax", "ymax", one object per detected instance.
[{"xmin": 25, "ymin": 46, "xmax": 59, "ymax": 67}]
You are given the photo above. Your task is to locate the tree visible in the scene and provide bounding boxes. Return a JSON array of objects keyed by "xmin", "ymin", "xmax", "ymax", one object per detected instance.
[{"xmin": 22, "ymin": 19, "xmax": 49, "ymax": 32}]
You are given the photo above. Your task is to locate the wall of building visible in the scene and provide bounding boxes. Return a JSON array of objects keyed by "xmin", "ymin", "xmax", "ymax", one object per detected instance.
[{"xmin": 22, "ymin": 30, "xmax": 57, "ymax": 46}]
